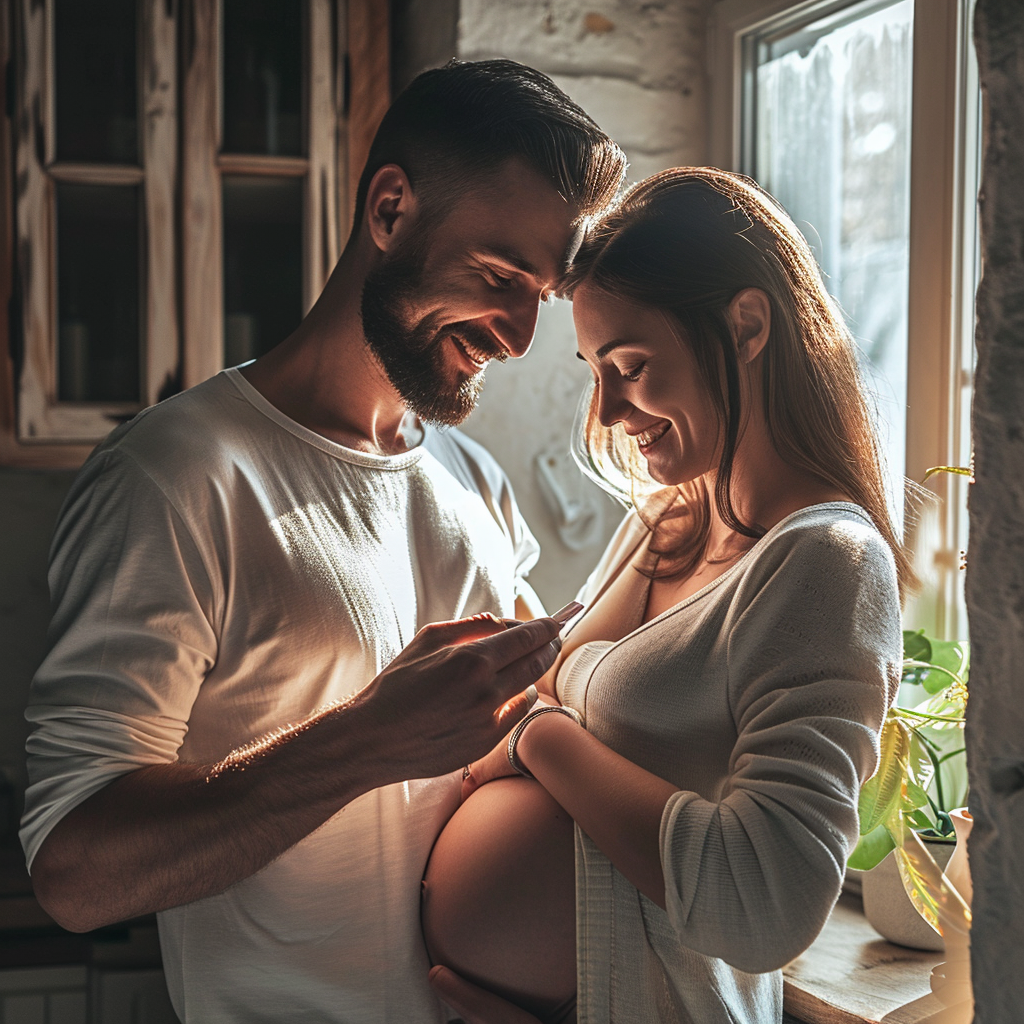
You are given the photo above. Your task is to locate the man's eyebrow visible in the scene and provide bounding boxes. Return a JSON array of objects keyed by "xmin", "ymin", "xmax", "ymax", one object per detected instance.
[{"xmin": 477, "ymin": 245, "xmax": 541, "ymax": 279}]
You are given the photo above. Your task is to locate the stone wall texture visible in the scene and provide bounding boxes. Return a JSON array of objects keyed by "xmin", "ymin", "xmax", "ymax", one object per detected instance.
[
  {"xmin": 456, "ymin": 0, "xmax": 714, "ymax": 606},
  {"xmin": 969, "ymin": 0, "xmax": 1024, "ymax": 1015}
]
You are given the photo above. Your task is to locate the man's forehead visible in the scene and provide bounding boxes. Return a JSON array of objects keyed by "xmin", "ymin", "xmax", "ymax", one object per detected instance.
[{"xmin": 433, "ymin": 168, "xmax": 583, "ymax": 278}]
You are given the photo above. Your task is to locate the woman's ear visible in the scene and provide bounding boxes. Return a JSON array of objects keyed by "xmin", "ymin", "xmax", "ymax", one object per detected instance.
[
  {"xmin": 728, "ymin": 288, "xmax": 771, "ymax": 364},
  {"xmin": 364, "ymin": 164, "xmax": 420, "ymax": 254}
]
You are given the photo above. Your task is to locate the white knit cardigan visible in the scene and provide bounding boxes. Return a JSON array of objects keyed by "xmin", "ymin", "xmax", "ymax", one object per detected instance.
[{"xmin": 556, "ymin": 502, "xmax": 902, "ymax": 1024}]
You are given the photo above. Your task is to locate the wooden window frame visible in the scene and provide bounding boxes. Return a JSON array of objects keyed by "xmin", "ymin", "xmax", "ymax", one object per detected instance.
[
  {"xmin": 709, "ymin": 0, "xmax": 980, "ymax": 639},
  {"xmin": 0, "ymin": 0, "xmax": 389, "ymax": 469}
]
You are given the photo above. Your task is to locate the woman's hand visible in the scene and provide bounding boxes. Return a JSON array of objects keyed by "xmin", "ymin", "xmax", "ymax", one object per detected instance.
[
  {"xmin": 460, "ymin": 694, "xmax": 559, "ymax": 801},
  {"xmin": 429, "ymin": 966, "xmax": 543, "ymax": 1024}
]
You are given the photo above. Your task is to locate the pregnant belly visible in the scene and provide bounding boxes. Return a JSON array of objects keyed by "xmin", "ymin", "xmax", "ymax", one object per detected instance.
[{"xmin": 422, "ymin": 775, "xmax": 576, "ymax": 1022}]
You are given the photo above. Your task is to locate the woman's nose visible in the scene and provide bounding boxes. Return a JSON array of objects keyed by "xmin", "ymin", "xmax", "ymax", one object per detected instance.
[{"xmin": 595, "ymin": 380, "xmax": 631, "ymax": 428}]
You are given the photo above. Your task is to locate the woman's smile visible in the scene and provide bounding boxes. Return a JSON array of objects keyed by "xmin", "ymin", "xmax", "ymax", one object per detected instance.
[
  {"xmin": 635, "ymin": 421, "xmax": 671, "ymax": 452},
  {"xmin": 573, "ymin": 284, "xmax": 720, "ymax": 486}
]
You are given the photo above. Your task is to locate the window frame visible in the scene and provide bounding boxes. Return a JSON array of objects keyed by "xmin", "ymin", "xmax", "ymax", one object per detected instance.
[
  {"xmin": 0, "ymin": 0, "xmax": 389, "ymax": 469},
  {"xmin": 709, "ymin": 0, "xmax": 979, "ymax": 639}
]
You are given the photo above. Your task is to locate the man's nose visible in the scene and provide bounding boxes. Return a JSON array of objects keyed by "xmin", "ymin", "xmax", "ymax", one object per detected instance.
[{"xmin": 491, "ymin": 290, "xmax": 543, "ymax": 359}]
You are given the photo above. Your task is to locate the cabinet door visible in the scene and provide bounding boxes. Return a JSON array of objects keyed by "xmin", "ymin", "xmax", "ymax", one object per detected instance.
[
  {"xmin": 0, "ymin": 966, "xmax": 88, "ymax": 1024},
  {"xmin": 91, "ymin": 968, "xmax": 178, "ymax": 1024}
]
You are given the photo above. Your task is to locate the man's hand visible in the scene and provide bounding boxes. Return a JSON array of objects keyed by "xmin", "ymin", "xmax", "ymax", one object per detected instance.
[
  {"xmin": 429, "ymin": 966, "xmax": 544, "ymax": 1024},
  {"xmin": 30, "ymin": 612, "xmax": 561, "ymax": 933},
  {"xmin": 359, "ymin": 614, "xmax": 562, "ymax": 785}
]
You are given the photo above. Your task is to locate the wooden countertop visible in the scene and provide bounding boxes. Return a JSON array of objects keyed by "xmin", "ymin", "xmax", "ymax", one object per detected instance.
[{"xmin": 783, "ymin": 894, "xmax": 949, "ymax": 1024}]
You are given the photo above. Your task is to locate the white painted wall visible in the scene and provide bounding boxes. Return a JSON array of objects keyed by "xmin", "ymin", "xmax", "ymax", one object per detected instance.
[{"xmin": 456, "ymin": 0, "xmax": 714, "ymax": 607}]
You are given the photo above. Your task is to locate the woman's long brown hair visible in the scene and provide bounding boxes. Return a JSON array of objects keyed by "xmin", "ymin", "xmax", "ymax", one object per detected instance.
[{"xmin": 561, "ymin": 167, "xmax": 914, "ymax": 601}]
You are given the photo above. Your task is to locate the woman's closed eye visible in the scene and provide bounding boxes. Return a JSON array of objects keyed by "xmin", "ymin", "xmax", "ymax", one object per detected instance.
[{"xmin": 620, "ymin": 362, "xmax": 646, "ymax": 382}]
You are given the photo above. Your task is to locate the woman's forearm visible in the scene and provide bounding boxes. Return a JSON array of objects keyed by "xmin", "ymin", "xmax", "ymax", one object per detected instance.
[{"xmin": 514, "ymin": 712, "xmax": 678, "ymax": 907}]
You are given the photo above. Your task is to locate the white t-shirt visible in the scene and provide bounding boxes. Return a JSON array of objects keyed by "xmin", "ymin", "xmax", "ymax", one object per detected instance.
[{"xmin": 21, "ymin": 368, "xmax": 540, "ymax": 1024}]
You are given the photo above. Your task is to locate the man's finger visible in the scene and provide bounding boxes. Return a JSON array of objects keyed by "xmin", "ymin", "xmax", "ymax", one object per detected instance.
[
  {"xmin": 418, "ymin": 614, "xmax": 513, "ymax": 648},
  {"xmin": 467, "ymin": 616, "xmax": 561, "ymax": 670},
  {"xmin": 428, "ymin": 966, "xmax": 543, "ymax": 1024}
]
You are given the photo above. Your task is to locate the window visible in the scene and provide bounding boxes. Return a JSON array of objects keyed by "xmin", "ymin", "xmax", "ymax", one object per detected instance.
[
  {"xmin": 0, "ymin": 0, "xmax": 388, "ymax": 467},
  {"xmin": 710, "ymin": 0, "xmax": 980, "ymax": 638}
]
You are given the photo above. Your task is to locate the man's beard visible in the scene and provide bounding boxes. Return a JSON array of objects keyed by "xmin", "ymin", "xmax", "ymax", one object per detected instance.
[{"xmin": 361, "ymin": 243, "xmax": 507, "ymax": 427}]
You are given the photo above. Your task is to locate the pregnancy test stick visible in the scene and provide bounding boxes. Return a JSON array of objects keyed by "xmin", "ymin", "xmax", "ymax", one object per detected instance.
[{"xmin": 551, "ymin": 601, "xmax": 584, "ymax": 626}]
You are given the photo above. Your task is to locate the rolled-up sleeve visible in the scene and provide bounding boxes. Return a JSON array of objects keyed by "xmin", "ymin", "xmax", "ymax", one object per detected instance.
[{"xmin": 21, "ymin": 448, "xmax": 218, "ymax": 869}]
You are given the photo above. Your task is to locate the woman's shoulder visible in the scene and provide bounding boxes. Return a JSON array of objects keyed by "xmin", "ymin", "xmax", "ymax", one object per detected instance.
[
  {"xmin": 755, "ymin": 501, "xmax": 894, "ymax": 570},
  {"xmin": 730, "ymin": 500, "xmax": 900, "ymax": 624}
]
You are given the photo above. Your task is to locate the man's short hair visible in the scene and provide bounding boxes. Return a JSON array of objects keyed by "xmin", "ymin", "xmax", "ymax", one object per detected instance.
[{"xmin": 352, "ymin": 58, "xmax": 626, "ymax": 233}]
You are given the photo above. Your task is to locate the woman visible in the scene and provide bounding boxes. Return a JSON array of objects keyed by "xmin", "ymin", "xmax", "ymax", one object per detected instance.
[{"xmin": 421, "ymin": 167, "xmax": 909, "ymax": 1024}]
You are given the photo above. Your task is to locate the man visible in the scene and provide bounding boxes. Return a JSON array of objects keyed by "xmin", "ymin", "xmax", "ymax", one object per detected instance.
[{"xmin": 20, "ymin": 60, "xmax": 625, "ymax": 1022}]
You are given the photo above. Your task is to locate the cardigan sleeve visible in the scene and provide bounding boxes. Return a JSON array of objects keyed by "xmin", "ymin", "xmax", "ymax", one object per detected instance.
[{"xmin": 659, "ymin": 515, "xmax": 901, "ymax": 973}]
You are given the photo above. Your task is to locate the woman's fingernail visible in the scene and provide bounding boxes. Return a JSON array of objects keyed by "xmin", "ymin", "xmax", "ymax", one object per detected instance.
[{"xmin": 551, "ymin": 601, "xmax": 584, "ymax": 624}]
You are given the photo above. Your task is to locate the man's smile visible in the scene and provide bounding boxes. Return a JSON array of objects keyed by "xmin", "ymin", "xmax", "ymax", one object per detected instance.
[{"xmin": 450, "ymin": 333, "xmax": 493, "ymax": 373}]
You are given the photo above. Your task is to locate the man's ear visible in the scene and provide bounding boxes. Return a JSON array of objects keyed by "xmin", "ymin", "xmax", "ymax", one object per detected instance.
[
  {"xmin": 364, "ymin": 164, "xmax": 419, "ymax": 254},
  {"xmin": 728, "ymin": 288, "xmax": 771, "ymax": 364}
]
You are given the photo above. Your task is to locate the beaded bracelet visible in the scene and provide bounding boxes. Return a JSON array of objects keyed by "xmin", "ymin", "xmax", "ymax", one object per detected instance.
[{"xmin": 507, "ymin": 704, "xmax": 584, "ymax": 779}]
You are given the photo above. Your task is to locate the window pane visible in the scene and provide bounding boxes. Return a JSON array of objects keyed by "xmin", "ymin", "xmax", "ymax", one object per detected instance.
[
  {"xmin": 222, "ymin": 176, "xmax": 303, "ymax": 365},
  {"xmin": 55, "ymin": 0, "xmax": 138, "ymax": 164},
  {"xmin": 222, "ymin": 0, "xmax": 303, "ymax": 156},
  {"xmin": 751, "ymin": 0, "xmax": 914, "ymax": 511},
  {"xmin": 57, "ymin": 183, "xmax": 141, "ymax": 403}
]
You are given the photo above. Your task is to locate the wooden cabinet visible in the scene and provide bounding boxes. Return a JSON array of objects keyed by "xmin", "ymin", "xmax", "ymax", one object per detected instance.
[{"xmin": 0, "ymin": 0, "xmax": 389, "ymax": 468}]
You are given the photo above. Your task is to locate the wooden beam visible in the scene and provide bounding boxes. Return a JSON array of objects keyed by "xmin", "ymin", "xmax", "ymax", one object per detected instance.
[
  {"xmin": 345, "ymin": 0, "xmax": 389, "ymax": 229},
  {"xmin": 217, "ymin": 154, "xmax": 310, "ymax": 177},
  {"xmin": 181, "ymin": 0, "xmax": 222, "ymax": 388},
  {"xmin": 306, "ymin": 0, "xmax": 340, "ymax": 307}
]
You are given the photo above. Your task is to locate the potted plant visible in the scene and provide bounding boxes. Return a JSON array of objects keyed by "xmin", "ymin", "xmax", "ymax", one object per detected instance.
[{"xmin": 850, "ymin": 627, "xmax": 969, "ymax": 949}]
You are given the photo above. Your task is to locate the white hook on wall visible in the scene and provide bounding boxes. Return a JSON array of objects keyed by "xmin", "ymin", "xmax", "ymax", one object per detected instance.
[{"xmin": 534, "ymin": 447, "xmax": 604, "ymax": 551}]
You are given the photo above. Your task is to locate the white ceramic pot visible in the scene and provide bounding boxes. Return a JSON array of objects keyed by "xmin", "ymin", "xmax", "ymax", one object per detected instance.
[{"xmin": 861, "ymin": 839, "xmax": 955, "ymax": 951}]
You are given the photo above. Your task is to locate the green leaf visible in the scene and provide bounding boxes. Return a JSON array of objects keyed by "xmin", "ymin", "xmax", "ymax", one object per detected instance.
[
  {"xmin": 903, "ymin": 779, "xmax": 932, "ymax": 812},
  {"xmin": 900, "ymin": 632, "xmax": 970, "ymax": 692},
  {"xmin": 848, "ymin": 823, "xmax": 895, "ymax": 870},
  {"xmin": 922, "ymin": 465, "xmax": 973, "ymax": 482},
  {"xmin": 858, "ymin": 716, "xmax": 910, "ymax": 834},
  {"xmin": 928, "ymin": 638, "xmax": 968, "ymax": 677},
  {"xmin": 913, "ymin": 687, "xmax": 967, "ymax": 724},
  {"xmin": 905, "ymin": 807, "xmax": 937, "ymax": 831},
  {"xmin": 905, "ymin": 730, "xmax": 936, "ymax": 794},
  {"xmin": 902, "ymin": 629, "xmax": 931, "ymax": 663}
]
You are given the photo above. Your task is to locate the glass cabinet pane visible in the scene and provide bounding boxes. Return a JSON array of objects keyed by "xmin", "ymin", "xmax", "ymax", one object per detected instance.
[
  {"xmin": 751, "ymin": 0, "xmax": 914, "ymax": 497},
  {"xmin": 57, "ymin": 183, "xmax": 141, "ymax": 403},
  {"xmin": 222, "ymin": 0, "xmax": 303, "ymax": 156},
  {"xmin": 222, "ymin": 176, "xmax": 303, "ymax": 365},
  {"xmin": 55, "ymin": 0, "xmax": 138, "ymax": 164}
]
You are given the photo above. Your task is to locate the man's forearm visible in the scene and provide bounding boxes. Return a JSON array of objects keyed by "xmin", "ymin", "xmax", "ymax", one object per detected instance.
[
  {"xmin": 29, "ymin": 614, "xmax": 564, "ymax": 932},
  {"xmin": 30, "ymin": 693, "xmax": 388, "ymax": 932}
]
